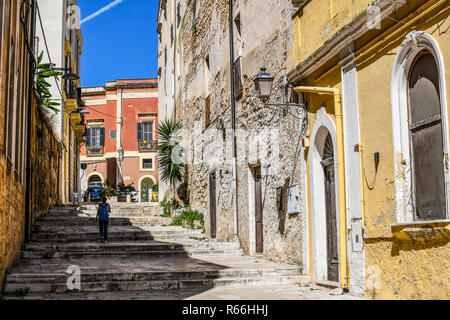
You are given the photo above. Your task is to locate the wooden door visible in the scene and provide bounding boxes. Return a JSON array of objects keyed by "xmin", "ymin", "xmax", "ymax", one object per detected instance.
[
  {"xmin": 323, "ymin": 161, "xmax": 339, "ymax": 282},
  {"xmin": 322, "ymin": 133, "xmax": 339, "ymax": 282},
  {"xmin": 409, "ymin": 52, "xmax": 446, "ymax": 220},
  {"xmin": 254, "ymin": 166, "xmax": 263, "ymax": 253},
  {"xmin": 209, "ymin": 172, "xmax": 217, "ymax": 238}
]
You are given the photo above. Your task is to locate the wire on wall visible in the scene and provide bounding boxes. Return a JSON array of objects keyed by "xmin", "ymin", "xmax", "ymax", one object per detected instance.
[{"xmin": 361, "ymin": 149, "xmax": 378, "ymax": 190}]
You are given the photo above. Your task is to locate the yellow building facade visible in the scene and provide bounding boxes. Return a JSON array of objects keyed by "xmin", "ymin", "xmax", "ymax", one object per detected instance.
[
  {"xmin": 61, "ymin": 2, "xmax": 85, "ymax": 203},
  {"xmin": 289, "ymin": 0, "xmax": 450, "ymax": 299}
]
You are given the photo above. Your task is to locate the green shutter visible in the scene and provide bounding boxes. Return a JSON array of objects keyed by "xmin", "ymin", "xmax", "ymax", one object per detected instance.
[
  {"xmin": 137, "ymin": 122, "xmax": 143, "ymax": 142},
  {"xmin": 100, "ymin": 127, "xmax": 105, "ymax": 146},
  {"xmin": 86, "ymin": 128, "xmax": 91, "ymax": 147}
]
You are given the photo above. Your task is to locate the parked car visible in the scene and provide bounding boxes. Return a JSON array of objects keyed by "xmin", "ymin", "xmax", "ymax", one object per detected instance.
[
  {"xmin": 87, "ymin": 187, "xmax": 103, "ymax": 202},
  {"xmin": 118, "ymin": 188, "xmax": 139, "ymax": 202},
  {"xmin": 130, "ymin": 188, "xmax": 139, "ymax": 202}
]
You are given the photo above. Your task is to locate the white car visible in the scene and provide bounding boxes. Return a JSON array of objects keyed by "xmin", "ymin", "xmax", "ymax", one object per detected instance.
[{"xmin": 130, "ymin": 188, "xmax": 139, "ymax": 202}]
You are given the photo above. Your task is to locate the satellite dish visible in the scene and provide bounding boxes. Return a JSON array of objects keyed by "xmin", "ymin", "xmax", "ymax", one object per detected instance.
[{"xmin": 81, "ymin": 163, "xmax": 88, "ymax": 170}]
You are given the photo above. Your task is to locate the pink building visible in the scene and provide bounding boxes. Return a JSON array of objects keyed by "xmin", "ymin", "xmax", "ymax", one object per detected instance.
[{"xmin": 80, "ymin": 79, "xmax": 159, "ymax": 202}]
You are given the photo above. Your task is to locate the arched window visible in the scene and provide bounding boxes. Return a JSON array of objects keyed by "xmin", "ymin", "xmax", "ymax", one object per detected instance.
[{"xmin": 408, "ymin": 51, "xmax": 446, "ymax": 220}]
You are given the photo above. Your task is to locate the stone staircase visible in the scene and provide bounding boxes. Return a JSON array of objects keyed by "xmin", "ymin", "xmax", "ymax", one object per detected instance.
[{"xmin": 3, "ymin": 204, "xmax": 307, "ymax": 299}]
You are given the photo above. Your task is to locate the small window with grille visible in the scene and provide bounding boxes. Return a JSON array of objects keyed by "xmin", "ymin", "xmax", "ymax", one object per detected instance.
[{"xmin": 142, "ymin": 159, "xmax": 153, "ymax": 170}]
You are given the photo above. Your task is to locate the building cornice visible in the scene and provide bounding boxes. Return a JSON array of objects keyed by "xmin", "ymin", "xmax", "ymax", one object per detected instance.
[
  {"xmin": 81, "ymin": 80, "xmax": 158, "ymax": 97},
  {"xmin": 287, "ymin": 0, "xmax": 403, "ymax": 83}
]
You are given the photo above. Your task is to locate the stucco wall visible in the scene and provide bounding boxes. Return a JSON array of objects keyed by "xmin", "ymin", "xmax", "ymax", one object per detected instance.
[
  {"xmin": 290, "ymin": 0, "xmax": 450, "ymax": 298},
  {"xmin": 356, "ymin": 7, "xmax": 450, "ymax": 299}
]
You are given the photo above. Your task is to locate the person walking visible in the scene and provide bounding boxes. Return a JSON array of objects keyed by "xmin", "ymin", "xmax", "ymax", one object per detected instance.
[{"xmin": 95, "ymin": 197, "xmax": 111, "ymax": 243}]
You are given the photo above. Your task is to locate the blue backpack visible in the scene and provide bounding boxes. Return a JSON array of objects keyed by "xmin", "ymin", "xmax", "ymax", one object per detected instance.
[{"xmin": 98, "ymin": 203, "xmax": 110, "ymax": 221}]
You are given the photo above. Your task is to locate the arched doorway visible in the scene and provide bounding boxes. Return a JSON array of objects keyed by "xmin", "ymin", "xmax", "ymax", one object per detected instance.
[
  {"xmin": 88, "ymin": 174, "xmax": 103, "ymax": 188},
  {"xmin": 140, "ymin": 177, "xmax": 155, "ymax": 202},
  {"xmin": 321, "ymin": 133, "xmax": 339, "ymax": 282},
  {"xmin": 308, "ymin": 108, "xmax": 340, "ymax": 283}
]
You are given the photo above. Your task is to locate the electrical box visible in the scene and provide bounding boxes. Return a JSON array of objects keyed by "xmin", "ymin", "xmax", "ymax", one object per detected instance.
[
  {"xmin": 287, "ymin": 185, "xmax": 300, "ymax": 215},
  {"xmin": 351, "ymin": 221, "xmax": 364, "ymax": 252},
  {"xmin": 276, "ymin": 187, "xmax": 283, "ymax": 212}
]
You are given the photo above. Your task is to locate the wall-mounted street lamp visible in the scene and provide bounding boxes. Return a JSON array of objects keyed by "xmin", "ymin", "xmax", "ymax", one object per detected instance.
[
  {"xmin": 62, "ymin": 72, "xmax": 80, "ymax": 81},
  {"xmin": 254, "ymin": 67, "xmax": 275, "ymax": 98},
  {"xmin": 254, "ymin": 67, "xmax": 307, "ymax": 119},
  {"xmin": 52, "ymin": 67, "xmax": 80, "ymax": 81},
  {"xmin": 64, "ymin": 106, "xmax": 90, "ymax": 114}
]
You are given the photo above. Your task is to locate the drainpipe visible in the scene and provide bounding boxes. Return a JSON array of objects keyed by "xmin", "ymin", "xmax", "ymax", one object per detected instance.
[
  {"xmin": 118, "ymin": 87, "xmax": 124, "ymax": 184},
  {"xmin": 293, "ymin": 86, "xmax": 349, "ymax": 290},
  {"xmin": 25, "ymin": 0, "xmax": 37, "ymax": 242},
  {"xmin": 228, "ymin": 0, "xmax": 238, "ymax": 239},
  {"xmin": 356, "ymin": 143, "xmax": 366, "ymax": 232}
]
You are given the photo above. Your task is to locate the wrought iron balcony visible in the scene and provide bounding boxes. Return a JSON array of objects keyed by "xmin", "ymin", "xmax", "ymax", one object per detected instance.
[
  {"xmin": 138, "ymin": 140, "xmax": 158, "ymax": 153},
  {"xmin": 86, "ymin": 146, "xmax": 104, "ymax": 157}
]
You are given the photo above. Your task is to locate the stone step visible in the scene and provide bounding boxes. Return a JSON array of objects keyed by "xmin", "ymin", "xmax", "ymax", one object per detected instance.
[
  {"xmin": 47, "ymin": 210, "xmax": 161, "ymax": 218},
  {"xmin": 35, "ymin": 216, "xmax": 172, "ymax": 227},
  {"xmin": 32, "ymin": 225, "xmax": 202, "ymax": 234},
  {"xmin": 21, "ymin": 241, "xmax": 242, "ymax": 259},
  {"xmin": 4, "ymin": 269, "xmax": 305, "ymax": 294},
  {"xmin": 30, "ymin": 231, "xmax": 204, "ymax": 243},
  {"xmin": 5, "ymin": 276, "xmax": 306, "ymax": 294},
  {"xmin": 21, "ymin": 249, "xmax": 244, "ymax": 260},
  {"xmin": 23, "ymin": 241, "xmax": 241, "ymax": 252}
]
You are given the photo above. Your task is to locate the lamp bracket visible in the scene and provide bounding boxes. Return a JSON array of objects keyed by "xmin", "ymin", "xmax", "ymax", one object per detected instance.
[{"xmin": 264, "ymin": 103, "xmax": 306, "ymax": 108}]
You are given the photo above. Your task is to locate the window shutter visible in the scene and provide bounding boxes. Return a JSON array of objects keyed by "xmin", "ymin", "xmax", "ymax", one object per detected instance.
[
  {"xmin": 234, "ymin": 57, "xmax": 243, "ymax": 97},
  {"xmin": 86, "ymin": 128, "xmax": 91, "ymax": 147},
  {"xmin": 408, "ymin": 53, "xmax": 446, "ymax": 220},
  {"xmin": 100, "ymin": 127, "xmax": 105, "ymax": 146},
  {"xmin": 150, "ymin": 122, "xmax": 154, "ymax": 141},
  {"xmin": 137, "ymin": 122, "xmax": 143, "ymax": 142}
]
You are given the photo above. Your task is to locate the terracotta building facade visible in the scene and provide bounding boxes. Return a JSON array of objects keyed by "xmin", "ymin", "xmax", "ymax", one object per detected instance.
[{"xmin": 80, "ymin": 79, "xmax": 159, "ymax": 202}]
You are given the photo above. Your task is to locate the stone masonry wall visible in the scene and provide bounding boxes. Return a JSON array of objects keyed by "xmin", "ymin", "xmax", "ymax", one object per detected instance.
[
  {"xmin": 181, "ymin": 0, "xmax": 307, "ymax": 267},
  {"xmin": 0, "ymin": 153, "xmax": 26, "ymax": 291},
  {"xmin": 0, "ymin": 104, "xmax": 61, "ymax": 289},
  {"xmin": 32, "ymin": 107, "xmax": 61, "ymax": 222}
]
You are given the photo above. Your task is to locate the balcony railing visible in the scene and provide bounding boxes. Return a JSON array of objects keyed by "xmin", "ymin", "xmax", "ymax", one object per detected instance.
[
  {"xmin": 87, "ymin": 146, "xmax": 104, "ymax": 157},
  {"xmin": 138, "ymin": 140, "xmax": 158, "ymax": 153}
]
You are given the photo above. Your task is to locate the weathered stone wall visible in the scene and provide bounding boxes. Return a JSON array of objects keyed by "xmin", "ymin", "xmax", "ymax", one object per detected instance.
[
  {"xmin": 0, "ymin": 103, "xmax": 61, "ymax": 289},
  {"xmin": 31, "ymin": 106, "xmax": 62, "ymax": 222},
  {"xmin": 181, "ymin": 0, "xmax": 306, "ymax": 267},
  {"xmin": 0, "ymin": 153, "xmax": 26, "ymax": 290}
]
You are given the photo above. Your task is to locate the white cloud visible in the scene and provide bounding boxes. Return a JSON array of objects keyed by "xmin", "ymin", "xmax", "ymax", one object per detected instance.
[{"xmin": 81, "ymin": 0, "xmax": 126, "ymax": 25}]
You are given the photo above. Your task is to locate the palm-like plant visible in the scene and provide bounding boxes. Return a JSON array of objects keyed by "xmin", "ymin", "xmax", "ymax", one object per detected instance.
[{"xmin": 158, "ymin": 119, "xmax": 185, "ymax": 207}]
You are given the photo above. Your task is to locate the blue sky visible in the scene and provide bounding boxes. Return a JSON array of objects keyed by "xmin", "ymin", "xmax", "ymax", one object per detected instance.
[{"xmin": 77, "ymin": 0, "xmax": 159, "ymax": 87}]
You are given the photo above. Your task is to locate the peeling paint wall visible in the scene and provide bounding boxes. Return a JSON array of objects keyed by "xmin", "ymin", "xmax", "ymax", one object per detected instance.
[
  {"xmin": 353, "ymin": 1, "xmax": 450, "ymax": 299},
  {"xmin": 292, "ymin": 0, "xmax": 450, "ymax": 298}
]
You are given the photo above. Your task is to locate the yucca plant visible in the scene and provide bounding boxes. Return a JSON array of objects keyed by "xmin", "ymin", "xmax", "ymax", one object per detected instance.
[{"xmin": 158, "ymin": 119, "xmax": 185, "ymax": 207}]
